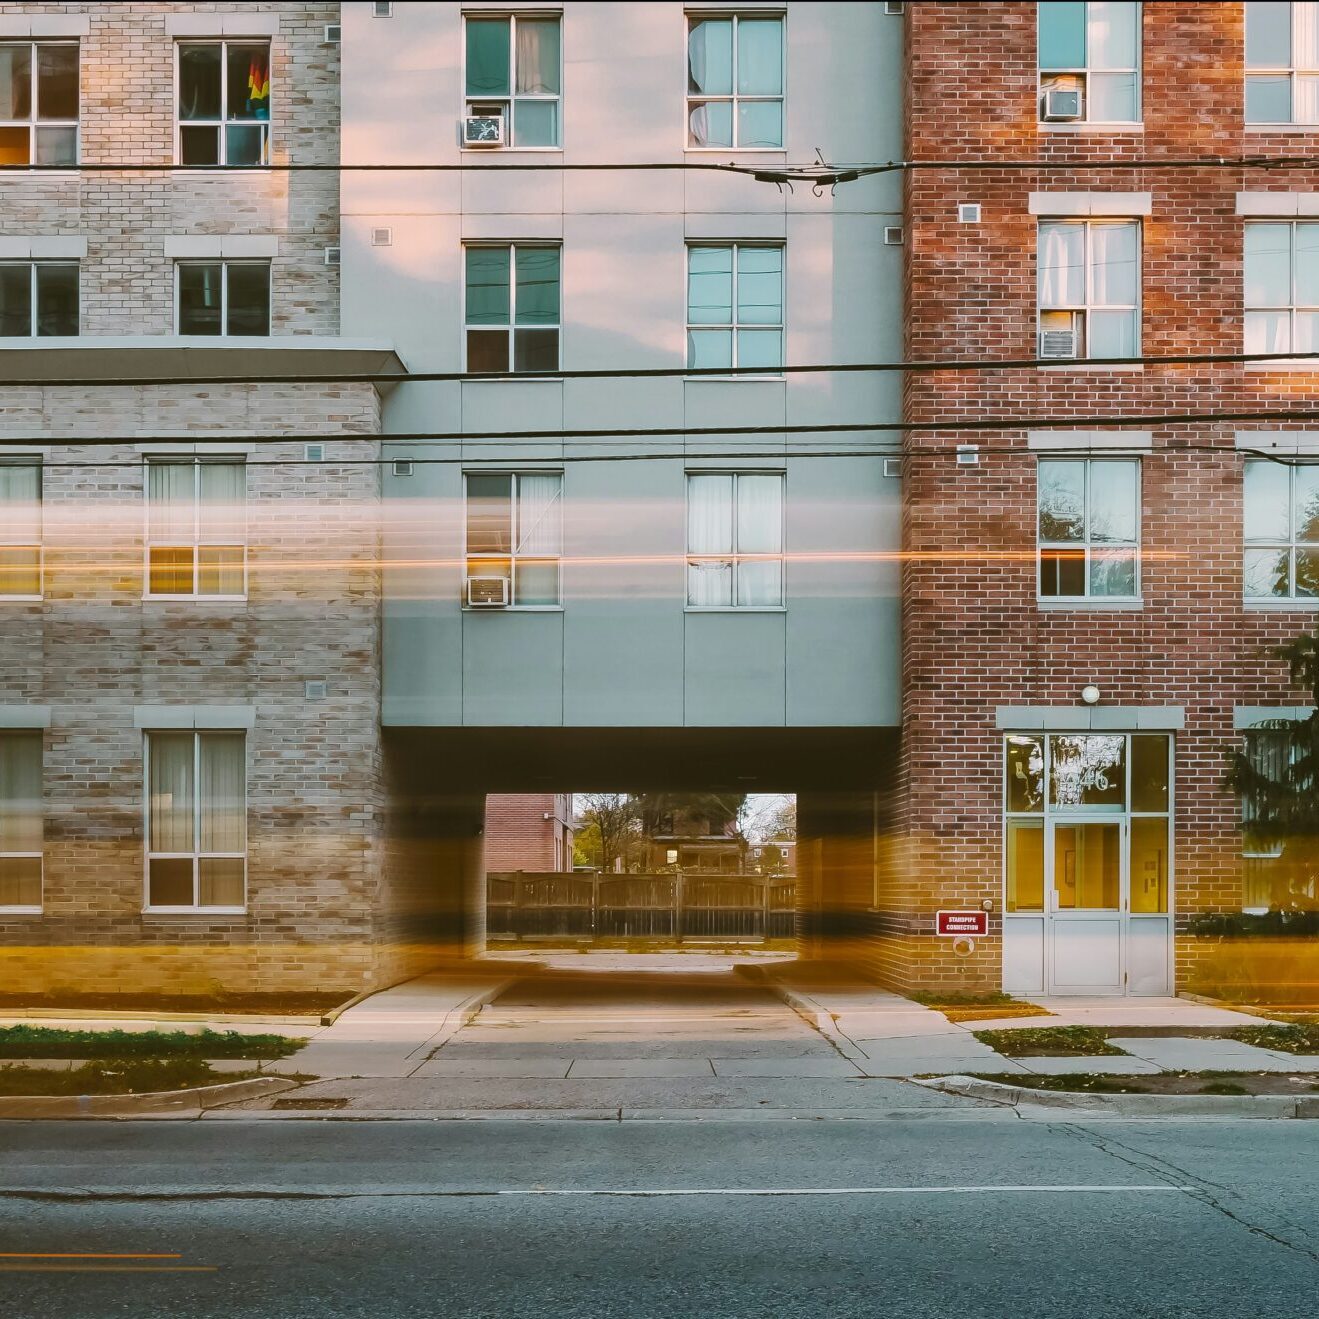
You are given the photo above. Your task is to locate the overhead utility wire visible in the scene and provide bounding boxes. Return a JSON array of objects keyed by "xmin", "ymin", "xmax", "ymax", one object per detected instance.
[
  {"xmin": 11, "ymin": 405, "xmax": 1319, "ymax": 449},
  {"xmin": 6, "ymin": 348, "xmax": 1319, "ymax": 391}
]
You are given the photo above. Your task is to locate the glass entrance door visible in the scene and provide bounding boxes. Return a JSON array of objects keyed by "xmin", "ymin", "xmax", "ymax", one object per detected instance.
[{"xmin": 1047, "ymin": 818, "xmax": 1124, "ymax": 994}]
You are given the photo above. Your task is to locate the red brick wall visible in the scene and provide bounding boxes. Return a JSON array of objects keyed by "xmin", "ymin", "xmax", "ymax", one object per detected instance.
[
  {"xmin": 484, "ymin": 795, "xmax": 573, "ymax": 873},
  {"xmin": 898, "ymin": 2, "xmax": 1316, "ymax": 994}
]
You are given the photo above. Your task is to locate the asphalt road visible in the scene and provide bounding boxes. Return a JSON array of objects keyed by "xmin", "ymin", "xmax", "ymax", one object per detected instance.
[{"xmin": 2, "ymin": 1117, "xmax": 1318, "ymax": 1318}]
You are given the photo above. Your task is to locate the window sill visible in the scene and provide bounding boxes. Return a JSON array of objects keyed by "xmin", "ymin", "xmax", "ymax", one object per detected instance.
[
  {"xmin": 1037, "ymin": 598, "xmax": 1142, "ymax": 610},
  {"xmin": 459, "ymin": 146, "xmax": 563, "ymax": 154},
  {"xmin": 1243, "ymin": 123, "xmax": 1319, "ymax": 132},
  {"xmin": 685, "ymin": 374, "xmax": 785, "ymax": 383},
  {"xmin": 1243, "ymin": 360, "xmax": 1319, "ymax": 372},
  {"xmin": 683, "ymin": 146, "xmax": 787, "ymax": 154},
  {"xmin": 170, "ymin": 167, "xmax": 273, "ymax": 176},
  {"xmin": 142, "ymin": 907, "xmax": 247, "ymax": 918},
  {"xmin": 141, "ymin": 594, "xmax": 248, "ymax": 603},
  {"xmin": 461, "ymin": 374, "xmax": 563, "ymax": 383},
  {"xmin": 461, "ymin": 605, "xmax": 564, "ymax": 613},
  {"xmin": 685, "ymin": 605, "xmax": 786, "ymax": 613},
  {"xmin": 0, "ymin": 595, "xmax": 42, "ymax": 603},
  {"xmin": 1038, "ymin": 361, "xmax": 1145, "ymax": 373},
  {"xmin": 0, "ymin": 907, "xmax": 42, "ymax": 918},
  {"xmin": 1037, "ymin": 121, "xmax": 1144, "ymax": 132},
  {"xmin": 0, "ymin": 168, "xmax": 79, "ymax": 179},
  {"xmin": 1244, "ymin": 597, "xmax": 1319, "ymax": 610}
]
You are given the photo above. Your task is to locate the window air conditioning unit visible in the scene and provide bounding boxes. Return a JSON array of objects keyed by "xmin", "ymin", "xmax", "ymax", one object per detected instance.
[
  {"xmin": 1039, "ymin": 326, "xmax": 1078, "ymax": 358},
  {"xmin": 466, "ymin": 575, "xmax": 510, "ymax": 607},
  {"xmin": 464, "ymin": 114, "xmax": 505, "ymax": 148},
  {"xmin": 1042, "ymin": 87, "xmax": 1083, "ymax": 120}
]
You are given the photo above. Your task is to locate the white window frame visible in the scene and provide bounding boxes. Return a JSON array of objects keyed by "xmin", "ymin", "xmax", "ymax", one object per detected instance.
[
  {"xmin": 1037, "ymin": 1, "xmax": 1142, "ymax": 125},
  {"xmin": 0, "ymin": 730, "xmax": 42, "ymax": 914},
  {"xmin": 143, "ymin": 456, "xmax": 248, "ymax": 601},
  {"xmin": 1244, "ymin": 221, "xmax": 1319, "ymax": 356},
  {"xmin": 1037, "ymin": 219, "xmax": 1141, "ymax": 359},
  {"xmin": 462, "ymin": 469, "xmax": 564, "ymax": 609},
  {"xmin": 461, "ymin": 242, "xmax": 561, "ymax": 375},
  {"xmin": 143, "ymin": 730, "xmax": 247, "ymax": 914},
  {"xmin": 1036, "ymin": 456, "xmax": 1142, "ymax": 601},
  {"xmin": 1243, "ymin": 457, "xmax": 1319, "ymax": 600},
  {"xmin": 685, "ymin": 469, "xmax": 786, "ymax": 609},
  {"xmin": 0, "ymin": 260, "xmax": 79, "ymax": 338},
  {"xmin": 461, "ymin": 12, "xmax": 562, "ymax": 150},
  {"xmin": 174, "ymin": 260, "xmax": 271, "ymax": 337},
  {"xmin": 0, "ymin": 40, "xmax": 79, "ymax": 166},
  {"xmin": 0, "ymin": 458, "xmax": 42, "ymax": 601},
  {"xmin": 1245, "ymin": 0, "xmax": 1319, "ymax": 126},
  {"xmin": 685, "ymin": 242, "xmax": 785, "ymax": 375},
  {"xmin": 174, "ymin": 38, "xmax": 272, "ymax": 167},
  {"xmin": 685, "ymin": 12, "xmax": 786, "ymax": 151}
]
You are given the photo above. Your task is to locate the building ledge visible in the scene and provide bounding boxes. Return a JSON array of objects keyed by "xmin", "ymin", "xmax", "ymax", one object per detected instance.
[{"xmin": 0, "ymin": 337, "xmax": 410, "ymax": 390}]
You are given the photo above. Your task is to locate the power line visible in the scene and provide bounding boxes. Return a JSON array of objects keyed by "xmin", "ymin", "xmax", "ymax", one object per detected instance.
[
  {"xmin": 4, "ymin": 348, "xmax": 1319, "ymax": 391},
  {"xmin": 8, "ymin": 406, "xmax": 1319, "ymax": 449}
]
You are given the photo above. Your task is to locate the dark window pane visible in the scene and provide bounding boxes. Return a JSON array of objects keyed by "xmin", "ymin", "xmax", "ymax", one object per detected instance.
[
  {"xmin": 178, "ymin": 263, "xmax": 222, "ymax": 334},
  {"xmin": 199, "ymin": 857, "xmax": 244, "ymax": 907},
  {"xmin": 1039, "ymin": 547, "xmax": 1085, "ymax": 595},
  {"xmin": 34, "ymin": 263, "xmax": 77, "ymax": 335},
  {"xmin": 1131, "ymin": 734, "xmax": 1169, "ymax": 812},
  {"xmin": 0, "ymin": 44, "xmax": 31, "ymax": 119},
  {"xmin": 467, "ymin": 329, "xmax": 509, "ymax": 373},
  {"xmin": 0, "ymin": 855, "xmax": 41, "ymax": 907},
  {"xmin": 149, "ymin": 857, "xmax": 194, "ymax": 907},
  {"xmin": 35, "ymin": 44, "xmax": 77, "ymax": 119},
  {"xmin": 179, "ymin": 124, "xmax": 219, "ymax": 166},
  {"xmin": 149, "ymin": 546, "xmax": 195, "ymax": 595},
  {"xmin": 466, "ymin": 247, "xmax": 510, "ymax": 325},
  {"xmin": 0, "ymin": 125, "xmax": 29, "ymax": 166},
  {"xmin": 466, "ymin": 474, "xmax": 513, "ymax": 554},
  {"xmin": 225, "ymin": 124, "xmax": 266, "ymax": 165},
  {"xmin": 178, "ymin": 44, "xmax": 221, "ymax": 120},
  {"xmin": 514, "ymin": 328, "xmax": 558, "ymax": 372},
  {"xmin": 228, "ymin": 43, "xmax": 270, "ymax": 121},
  {"xmin": 515, "ymin": 247, "xmax": 559, "ymax": 325},
  {"xmin": 225, "ymin": 264, "xmax": 270, "ymax": 335},
  {"xmin": 466, "ymin": 18, "xmax": 510, "ymax": 97},
  {"xmin": 33, "ymin": 125, "xmax": 75, "ymax": 165},
  {"xmin": 0, "ymin": 265, "xmax": 31, "ymax": 336}
]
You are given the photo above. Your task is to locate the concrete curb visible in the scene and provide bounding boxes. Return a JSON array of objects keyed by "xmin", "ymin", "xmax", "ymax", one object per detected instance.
[
  {"xmin": 199, "ymin": 1105, "xmax": 1021, "ymax": 1123},
  {"xmin": 918, "ymin": 1074, "xmax": 1319, "ymax": 1119},
  {"xmin": 0, "ymin": 1076, "xmax": 298, "ymax": 1120},
  {"xmin": 757, "ymin": 981, "xmax": 873, "ymax": 1068}
]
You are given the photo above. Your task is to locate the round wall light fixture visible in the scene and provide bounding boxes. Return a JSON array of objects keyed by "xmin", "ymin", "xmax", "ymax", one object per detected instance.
[{"xmin": 1081, "ymin": 684, "xmax": 1101, "ymax": 706}]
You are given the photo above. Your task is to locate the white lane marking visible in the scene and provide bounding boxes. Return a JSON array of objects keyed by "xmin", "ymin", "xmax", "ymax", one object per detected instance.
[{"xmin": 495, "ymin": 1185, "xmax": 1191, "ymax": 1197}]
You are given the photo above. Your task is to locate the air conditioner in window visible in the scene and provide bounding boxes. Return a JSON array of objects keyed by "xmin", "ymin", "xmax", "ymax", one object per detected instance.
[
  {"xmin": 1042, "ymin": 87, "xmax": 1083, "ymax": 120},
  {"xmin": 1039, "ymin": 326, "xmax": 1078, "ymax": 358},
  {"xmin": 464, "ymin": 114, "xmax": 505, "ymax": 148},
  {"xmin": 466, "ymin": 575, "xmax": 510, "ymax": 607}
]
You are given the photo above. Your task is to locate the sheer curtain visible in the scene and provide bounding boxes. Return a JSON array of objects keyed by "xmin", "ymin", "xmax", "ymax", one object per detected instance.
[
  {"xmin": 147, "ymin": 462, "xmax": 195, "ymax": 543},
  {"xmin": 1038, "ymin": 223, "xmax": 1085, "ymax": 307},
  {"xmin": 735, "ymin": 474, "xmax": 783, "ymax": 606},
  {"xmin": 1298, "ymin": 5, "xmax": 1319, "ymax": 121},
  {"xmin": 515, "ymin": 18, "xmax": 560, "ymax": 94},
  {"xmin": 149, "ymin": 733, "xmax": 194, "ymax": 855},
  {"xmin": 198, "ymin": 462, "xmax": 245, "ymax": 545},
  {"xmin": 200, "ymin": 734, "xmax": 245, "ymax": 855},
  {"xmin": 687, "ymin": 475, "xmax": 733, "ymax": 606},
  {"xmin": 0, "ymin": 463, "xmax": 39, "ymax": 544},
  {"xmin": 515, "ymin": 474, "xmax": 562, "ymax": 556},
  {"xmin": 0, "ymin": 732, "xmax": 41, "ymax": 854}
]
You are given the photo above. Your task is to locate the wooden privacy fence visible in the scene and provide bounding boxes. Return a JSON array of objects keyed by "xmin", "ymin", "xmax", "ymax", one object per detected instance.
[{"xmin": 487, "ymin": 872, "xmax": 797, "ymax": 942}]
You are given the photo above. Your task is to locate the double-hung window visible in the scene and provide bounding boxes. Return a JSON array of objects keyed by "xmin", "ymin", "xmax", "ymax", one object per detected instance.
[
  {"xmin": 1038, "ymin": 220, "xmax": 1140, "ymax": 358},
  {"xmin": 177, "ymin": 40, "xmax": 271, "ymax": 166},
  {"xmin": 0, "ymin": 461, "xmax": 41, "ymax": 598},
  {"xmin": 0, "ymin": 41, "xmax": 77, "ymax": 165},
  {"xmin": 687, "ymin": 471, "xmax": 784, "ymax": 608},
  {"xmin": 687, "ymin": 244, "xmax": 783, "ymax": 371},
  {"xmin": 687, "ymin": 14, "xmax": 784, "ymax": 148},
  {"xmin": 1037, "ymin": 2, "xmax": 1141, "ymax": 123},
  {"xmin": 1246, "ymin": 1, "xmax": 1319, "ymax": 124},
  {"xmin": 1243, "ymin": 458, "xmax": 1319, "ymax": 598},
  {"xmin": 465, "ymin": 244, "xmax": 560, "ymax": 373},
  {"xmin": 1244, "ymin": 221, "xmax": 1319, "ymax": 354},
  {"xmin": 1239, "ymin": 728, "xmax": 1319, "ymax": 910},
  {"xmin": 1037, "ymin": 458, "xmax": 1140, "ymax": 599},
  {"xmin": 176, "ymin": 261, "xmax": 271, "ymax": 337},
  {"xmin": 0, "ymin": 262, "xmax": 78, "ymax": 337},
  {"xmin": 146, "ymin": 731, "xmax": 246, "ymax": 911},
  {"xmin": 146, "ymin": 458, "xmax": 246, "ymax": 598},
  {"xmin": 464, "ymin": 14, "xmax": 561, "ymax": 147},
  {"xmin": 465, "ymin": 471, "xmax": 563, "ymax": 606},
  {"xmin": 0, "ymin": 732, "xmax": 41, "ymax": 912}
]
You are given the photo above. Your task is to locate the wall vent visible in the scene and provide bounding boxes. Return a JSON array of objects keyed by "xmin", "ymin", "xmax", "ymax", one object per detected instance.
[
  {"xmin": 323, "ymin": 23, "xmax": 341, "ymax": 43},
  {"xmin": 371, "ymin": 227, "xmax": 393, "ymax": 247},
  {"xmin": 884, "ymin": 2, "xmax": 905, "ymax": 13},
  {"xmin": 882, "ymin": 457, "xmax": 903, "ymax": 478},
  {"xmin": 304, "ymin": 443, "xmax": 325, "ymax": 462},
  {"xmin": 883, "ymin": 225, "xmax": 904, "ymax": 246},
  {"xmin": 323, "ymin": 246, "xmax": 340, "ymax": 266},
  {"xmin": 373, "ymin": 2, "xmax": 394, "ymax": 16},
  {"xmin": 957, "ymin": 203, "xmax": 982, "ymax": 223},
  {"xmin": 392, "ymin": 459, "xmax": 414, "ymax": 478},
  {"xmin": 956, "ymin": 445, "xmax": 980, "ymax": 466},
  {"xmin": 305, "ymin": 680, "xmax": 328, "ymax": 701}
]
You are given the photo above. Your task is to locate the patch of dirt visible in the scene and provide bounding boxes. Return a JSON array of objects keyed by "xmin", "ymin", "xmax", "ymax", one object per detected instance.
[
  {"xmin": 272, "ymin": 1096, "xmax": 349, "ymax": 1110},
  {"xmin": 941, "ymin": 1004, "xmax": 1049, "ymax": 1023},
  {"xmin": 974, "ymin": 1070, "xmax": 1319, "ymax": 1096}
]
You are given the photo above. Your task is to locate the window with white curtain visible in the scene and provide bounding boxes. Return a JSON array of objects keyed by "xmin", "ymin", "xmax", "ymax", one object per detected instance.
[
  {"xmin": 1037, "ymin": 219, "xmax": 1140, "ymax": 358},
  {"xmin": 687, "ymin": 471, "xmax": 784, "ymax": 608},
  {"xmin": 687, "ymin": 244, "xmax": 784, "ymax": 371},
  {"xmin": 1244, "ymin": 222, "xmax": 1319, "ymax": 354},
  {"xmin": 1243, "ymin": 458, "xmax": 1319, "ymax": 597},
  {"xmin": 0, "ymin": 731, "xmax": 41, "ymax": 911},
  {"xmin": 0, "ymin": 461, "xmax": 41, "ymax": 597},
  {"xmin": 0, "ymin": 41, "xmax": 79, "ymax": 165},
  {"xmin": 687, "ymin": 14, "xmax": 784, "ymax": 148},
  {"xmin": 146, "ymin": 731, "xmax": 246, "ymax": 910},
  {"xmin": 1037, "ymin": 457, "xmax": 1140, "ymax": 599},
  {"xmin": 465, "ymin": 471, "xmax": 563, "ymax": 605},
  {"xmin": 1037, "ymin": 2, "xmax": 1141, "ymax": 123},
  {"xmin": 1246, "ymin": 1, "xmax": 1319, "ymax": 124},
  {"xmin": 464, "ymin": 14, "xmax": 561, "ymax": 147},
  {"xmin": 146, "ymin": 458, "xmax": 246, "ymax": 598}
]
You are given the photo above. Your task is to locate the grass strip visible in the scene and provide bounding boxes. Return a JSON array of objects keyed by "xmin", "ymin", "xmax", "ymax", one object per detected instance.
[
  {"xmin": 0, "ymin": 1058, "xmax": 263, "ymax": 1097},
  {"xmin": 972, "ymin": 1025, "xmax": 1125, "ymax": 1057},
  {"xmin": 0, "ymin": 1026, "xmax": 302, "ymax": 1061}
]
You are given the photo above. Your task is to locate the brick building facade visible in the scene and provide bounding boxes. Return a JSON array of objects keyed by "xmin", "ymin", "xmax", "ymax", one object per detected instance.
[
  {"xmin": 484, "ymin": 795, "xmax": 574, "ymax": 874},
  {"xmin": 890, "ymin": 0, "xmax": 1319, "ymax": 999}
]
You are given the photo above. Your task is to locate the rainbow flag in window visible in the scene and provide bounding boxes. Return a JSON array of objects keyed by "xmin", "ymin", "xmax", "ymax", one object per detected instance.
[{"xmin": 247, "ymin": 57, "xmax": 270, "ymax": 120}]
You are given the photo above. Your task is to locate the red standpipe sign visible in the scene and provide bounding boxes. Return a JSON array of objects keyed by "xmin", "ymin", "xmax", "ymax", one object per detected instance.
[{"xmin": 935, "ymin": 910, "xmax": 989, "ymax": 937}]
